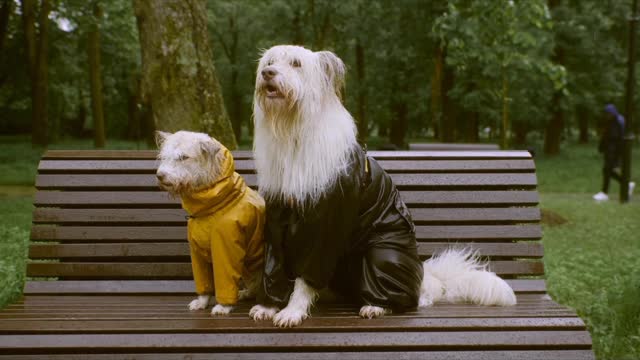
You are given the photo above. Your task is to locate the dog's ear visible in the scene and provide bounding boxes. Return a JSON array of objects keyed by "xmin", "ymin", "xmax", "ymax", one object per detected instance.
[
  {"xmin": 155, "ymin": 131, "xmax": 171, "ymax": 148},
  {"xmin": 317, "ymin": 51, "xmax": 346, "ymax": 100},
  {"xmin": 200, "ymin": 138, "xmax": 221, "ymax": 159}
]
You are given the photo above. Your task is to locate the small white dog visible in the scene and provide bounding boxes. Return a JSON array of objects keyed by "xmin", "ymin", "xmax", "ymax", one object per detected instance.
[
  {"xmin": 249, "ymin": 45, "xmax": 516, "ymax": 328},
  {"xmin": 156, "ymin": 130, "xmax": 265, "ymax": 316}
]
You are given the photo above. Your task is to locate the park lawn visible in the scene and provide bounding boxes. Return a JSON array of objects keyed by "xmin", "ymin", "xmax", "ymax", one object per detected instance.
[
  {"xmin": 0, "ymin": 195, "xmax": 32, "ymax": 308},
  {"xmin": 0, "ymin": 137, "xmax": 639, "ymax": 359},
  {"xmin": 541, "ymin": 194, "xmax": 640, "ymax": 360}
]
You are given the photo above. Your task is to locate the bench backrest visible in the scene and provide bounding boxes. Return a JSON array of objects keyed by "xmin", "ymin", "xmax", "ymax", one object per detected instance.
[
  {"xmin": 409, "ymin": 143, "xmax": 500, "ymax": 151},
  {"xmin": 28, "ymin": 150, "xmax": 541, "ymax": 290}
]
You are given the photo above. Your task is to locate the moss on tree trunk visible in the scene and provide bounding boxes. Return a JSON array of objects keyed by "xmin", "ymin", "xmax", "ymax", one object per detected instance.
[{"xmin": 133, "ymin": 0, "xmax": 237, "ymax": 149}]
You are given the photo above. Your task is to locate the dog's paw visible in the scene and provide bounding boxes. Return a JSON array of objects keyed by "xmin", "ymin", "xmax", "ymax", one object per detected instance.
[
  {"xmin": 211, "ymin": 304, "xmax": 234, "ymax": 316},
  {"xmin": 273, "ymin": 306, "xmax": 308, "ymax": 328},
  {"xmin": 419, "ymin": 295, "xmax": 434, "ymax": 308},
  {"xmin": 249, "ymin": 304, "xmax": 279, "ymax": 321},
  {"xmin": 359, "ymin": 305, "xmax": 389, "ymax": 319},
  {"xmin": 188, "ymin": 295, "xmax": 210, "ymax": 311}
]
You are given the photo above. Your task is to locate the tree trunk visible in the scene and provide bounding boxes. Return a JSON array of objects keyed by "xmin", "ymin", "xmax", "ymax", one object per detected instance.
[
  {"xmin": 440, "ymin": 54, "xmax": 456, "ymax": 142},
  {"xmin": 544, "ymin": 92, "xmax": 564, "ymax": 155},
  {"xmin": 133, "ymin": 0, "xmax": 237, "ymax": 149},
  {"xmin": 228, "ymin": 13, "xmax": 241, "ymax": 143},
  {"xmin": 544, "ymin": 0, "xmax": 565, "ymax": 155},
  {"xmin": 577, "ymin": 105, "xmax": 589, "ymax": 144},
  {"xmin": 463, "ymin": 111, "xmax": 479, "ymax": 143},
  {"xmin": 389, "ymin": 101, "xmax": 409, "ymax": 148},
  {"xmin": 88, "ymin": 2, "xmax": 105, "ymax": 148},
  {"xmin": 127, "ymin": 74, "xmax": 142, "ymax": 140},
  {"xmin": 21, "ymin": 0, "xmax": 38, "ymax": 143},
  {"xmin": 513, "ymin": 121, "xmax": 529, "ymax": 147},
  {"xmin": 431, "ymin": 46, "xmax": 443, "ymax": 141},
  {"xmin": 0, "ymin": 0, "xmax": 13, "ymax": 54},
  {"xmin": 291, "ymin": 5, "xmax": 304, "ymax": 45},
  {"xmin": 355, "ymin": 39, "xmax": 367, "ymax": 143},
  {"xmin": 23, "ymin": 0, "xmax": 52, "ymax": 146},
  {"xmin": 389, "ymin": 82, "xmax": 409, "ymax": 148},
  {"xmin": 21, "ymin": 0, "xmax": 36, "ymax": 81},
  {"xmin": 501, "ymin": 73, "xmax": 510, "ymax": 149}
]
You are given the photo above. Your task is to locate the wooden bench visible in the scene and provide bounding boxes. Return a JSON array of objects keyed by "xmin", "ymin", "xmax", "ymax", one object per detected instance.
[
  {"xmin": 0, "ymin": 150, "xmax": 594, "ymax": 359},
  {"xmin": 409, "ymin": 143, "xmax": 500, "ymax": 151}
]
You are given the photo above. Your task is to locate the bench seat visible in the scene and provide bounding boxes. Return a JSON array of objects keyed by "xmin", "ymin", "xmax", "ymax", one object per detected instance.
[{"xmin": 0, "ymin": 150, "xmax": 594, "ymax": 359}]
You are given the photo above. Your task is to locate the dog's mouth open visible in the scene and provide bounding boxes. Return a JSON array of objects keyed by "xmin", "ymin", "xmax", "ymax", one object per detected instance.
[{"xmin": 265, "ymin": 84, "xmax": 283, "ymax": 98}]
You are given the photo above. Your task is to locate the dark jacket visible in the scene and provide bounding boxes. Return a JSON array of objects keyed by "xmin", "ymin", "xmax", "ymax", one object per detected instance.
[
  {"xmin": 258, "ymin": 145, "xmax": 423, "ymax": 310},
  {"xmin": 599, "ymin": 105, "xmax": 625, "ymax": 168}
]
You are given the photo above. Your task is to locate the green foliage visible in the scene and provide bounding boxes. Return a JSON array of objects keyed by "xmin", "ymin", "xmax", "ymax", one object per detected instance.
[
  {"xmin": 433, "ymin": 0, "xmax": 564, "ymax": 138},
  {"xmin": 0, "ymin": 0, "xmax": 140, "ymax": 140},
  {"xmin": 550, "ymin": 0, "xmax": 629, "ymax": 130},
  {"xmin": 1, "ymin": 0, "xmax": 640, "ymax": 148}
]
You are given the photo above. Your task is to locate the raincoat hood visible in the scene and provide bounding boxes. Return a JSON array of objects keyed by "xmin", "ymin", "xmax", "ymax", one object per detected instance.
[
  {"xmin": 181, "ymin": 148, "xmax": 246, "ymax": 218},
  {"xmin": 605, "ymin": 103, "xmax": 625, "ymax": 129}
]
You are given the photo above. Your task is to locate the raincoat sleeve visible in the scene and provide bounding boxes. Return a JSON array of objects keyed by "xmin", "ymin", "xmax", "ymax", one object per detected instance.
[
  {"xmin": 258, "ymin": 152, "xmax": 365, "ymax": 307},
  {"xmin": 211, "ymin": 222, "xmax": 246, "ymax": 305},
  {"xmin": 188, "ymin": 228, "xmax": 214, "ymax": 296}
]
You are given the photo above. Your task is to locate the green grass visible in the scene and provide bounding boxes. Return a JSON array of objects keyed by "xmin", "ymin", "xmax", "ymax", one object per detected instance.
[
  {"xmin": 533, "ymin": 143, "xmax": 640, "ymax": 359},
  {"xmin": 0, "ymin": 195, "xmax": 32, "ymax": 307},
  {"xmin": 535, "ymin": 142, "xmax": 640, "ymax": 194},
  {"xmin": 540, "ymin": 194, "xmax": 640, "ymax": 359},
  {"xmin": 0, "ymin": 136, "xmax": 639, "ymax": 359}
]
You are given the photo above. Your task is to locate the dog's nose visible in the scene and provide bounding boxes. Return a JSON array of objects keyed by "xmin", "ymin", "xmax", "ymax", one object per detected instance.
[
  {"xmin": 261, "ymin": 67, "xmax": 278, "ymax": 80},
  {"xmin": 156, "ymin": 171, "xmax": 166, "ymax": 182}
]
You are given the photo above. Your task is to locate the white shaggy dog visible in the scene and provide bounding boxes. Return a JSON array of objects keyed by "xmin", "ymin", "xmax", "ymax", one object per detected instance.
[
  {"xmin": 249, "ymin": 45, "xmax": 516, "ymax": 328},
  {"xmin": 156, "ymin": 131, "xmax": 265, "ymax": 316}
]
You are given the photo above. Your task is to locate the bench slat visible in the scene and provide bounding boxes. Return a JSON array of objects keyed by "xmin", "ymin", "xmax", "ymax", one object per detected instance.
[
  {"xmin": 35, "ymin": 173, "xmax": 538, "ymax": 189},
  {"xmin": 3, "ymin": 305, "xmax": 576, "ymax": 319},
  {"xmin": 6, "ymin": 293, "xmax": 555, "ymax": 305},
  {"xmin": 28, "ymin": 242, "xmax": 543, "ymax": 259},
  {"xmin": 38, "ymin": 159, "xmax": 535, "ymax": 173},
  {"xmin": 0, "ymin": 351, "xmax": 596, "ymax": 360},
  {"xmin": 30, "ymin": 225, "xmax": 542, "ymax": 242},
  {"xmin": 0, "ymin": 302, "xmax": 576, "ymax": 317},
  {"xmin": 402, "ymin": 190, "xmax": 539, "ymax": 206},
  {"xmin": 409, "ymin": 143, "xmax": 501, "ymax": 151},
  {"xmin": 32, "ymin": 207, "xmax": 540, "ymax": 224},
  {"xmin": 22, "ymin": 279, "xmax": 548, "ymax": 295},
  {"xmin": 0, "ymin": 331, "xmax": 593, "ymax": 351},
  {"xmin": 34, "ymin": 190, "xmax": 540, "ymax": 207},
  {"xmin": 26, "ymin": 261, "xmax": 543, "ymax": 278},
  {"xmin": 42, "ymin": 150, "xmax": 532, "ymax": 160},
  {"xmin": 0, "ymin": 317, "xmax": 586, "ymax": 334}
]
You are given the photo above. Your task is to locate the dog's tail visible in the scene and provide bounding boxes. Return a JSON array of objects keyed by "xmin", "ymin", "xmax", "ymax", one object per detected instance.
[{"xmin": 418, "ymin": 248, "xmax": 517, "ymax": 307}]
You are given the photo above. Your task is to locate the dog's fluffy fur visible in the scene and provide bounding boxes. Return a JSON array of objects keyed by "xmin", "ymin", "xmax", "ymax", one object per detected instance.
[
  {"xmin": 156, "ymin": 130, "xmax": 264, "ymax": 316},
  {"xmin": 420, "ymin": 249, "xmax": 517, "ymax": 307},
  {"xmin": 253, "ymin": 46, "xmax": 356, "ymax": 208},
  {"xmin": 250, "ymin": 45, "xmax": 516, "ymax": 327}
]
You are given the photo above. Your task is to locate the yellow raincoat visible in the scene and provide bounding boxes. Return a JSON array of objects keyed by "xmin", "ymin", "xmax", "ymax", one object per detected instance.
[{"xmin": 181, "ymin": 148, "xmax": 265, "ymax": 305}]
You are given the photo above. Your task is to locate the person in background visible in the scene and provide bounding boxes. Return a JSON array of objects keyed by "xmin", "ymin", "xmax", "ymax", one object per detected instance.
[{"xmin": 593, "ymin": 104, "xmax": 635, "ymax": 201}]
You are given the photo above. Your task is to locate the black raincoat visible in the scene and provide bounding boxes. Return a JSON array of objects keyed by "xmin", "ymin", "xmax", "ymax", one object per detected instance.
[{"xmin": 258, "ymin": 146, "xmax": 423, "ymax": 311}]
